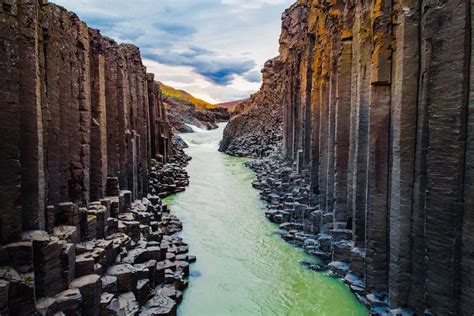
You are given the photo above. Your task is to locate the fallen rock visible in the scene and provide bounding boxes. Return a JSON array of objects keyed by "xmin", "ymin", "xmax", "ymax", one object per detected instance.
[
  {"xmin": 142, "ymin": 295, "xmax": 177, "ymax": 316},
  {"xmin": 69, "ymin": 274, "xmax": 101, "ymax": 316},
  {"xmin": 106, "ymin": 264, "xmax": 137, "ymax": 293},
  {"xmin": 55, "ymin": 289, "xmax": 82, "ymax": 314}
]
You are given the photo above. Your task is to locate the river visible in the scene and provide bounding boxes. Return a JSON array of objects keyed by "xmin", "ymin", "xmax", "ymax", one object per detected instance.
[{"xmin": 164, "ymin": 123, "xmax": 368, "ymax": 316}]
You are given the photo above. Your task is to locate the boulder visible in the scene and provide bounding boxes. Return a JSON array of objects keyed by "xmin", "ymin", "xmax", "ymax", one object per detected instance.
[
  {"xmin": 70, "ymin": 274, "xmax": 101, "ymax": 316},
  {"xmin": 36, "ymin": 297, "xmax": 58, "ymax": 316},
  {"xmin": 101, "ymin": 275, "xmax": 117, "ymax": 294},
  {"xmin": 118, "ymin": 292, "xmax": 139, "ymax": 315},
  {"xmin": 142, "ymin": 295, "xmax": 177, "ymax": 316},
  {"xmin": 106, "ymin": 264, "xmax": 137, "ymax": 293},
  {"xmin": 55, "ymin": 289, "xmax": 82, "ymax": 314}
]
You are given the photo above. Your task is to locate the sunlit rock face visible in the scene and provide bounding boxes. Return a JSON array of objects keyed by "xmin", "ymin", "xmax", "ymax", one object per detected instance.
[{"xmin": 222, "ymin": 0, "xmax": 474, "ymax": 314}]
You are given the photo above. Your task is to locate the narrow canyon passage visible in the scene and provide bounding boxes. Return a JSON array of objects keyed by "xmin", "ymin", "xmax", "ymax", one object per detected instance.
[{"xmin": 165, "ymin": 124, "xmax": 368, "ymax": 315}]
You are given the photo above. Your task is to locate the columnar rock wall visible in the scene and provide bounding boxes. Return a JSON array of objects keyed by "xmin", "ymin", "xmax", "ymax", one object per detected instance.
[
  {"xmin": 278, "ymin": 0, "xmax": 472, "ymax": 314},
  {"xmin": 219, "ymin": 58, "xmax": 284, "ymax": 157},
  {"xmin": 0, "ymin": 0, "xmax": 173, "ymax": 243},
  {"xmin": 0, "ymin": 1, "xmax": 192, "ymax": 314},
  {"xmin": 224, "ymin": 0, "xmax": 473, "ymax": 314}
]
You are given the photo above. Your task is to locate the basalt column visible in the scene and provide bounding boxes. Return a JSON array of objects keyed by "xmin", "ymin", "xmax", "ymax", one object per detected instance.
[
  {"xmin": 18, "ymin": 0, "xmax": 46, "ymax": 231},
  {"xmin": 147, "ymin": 76, "xmax": 173, "ymax": 163},
  {"xmin": 89, "ymin": 30, "xmax": 108, "ymax": 201},
  {"xmin": 40, "ymin": 3, "xmax": 62, "ymax": 209},
  {"xmin": 280, "ymin": 3, "xmax": 308, "ymax": 163},
  {"xmin": 334, "ymin": 37, "xmax": 353, "ymax": 224},
  {"xmin": 326, "ymin": 38, "xmax": 339, "ymax": 216},
  {"xmin": 104, "ymin": 39, "xmax": 121, "ymax": 185},
  {"xmin": 74, "ymin": 20, "xmax": 92, "ymax": 206},
  {"xmin": 147, "ymin": 74, "xmax": 159, "ymax": 160},
  {"xmin": 365, "ymin": 0, "xmax": 392, "ymax": 294},
  {"xmin": 461, "ymin": 1, "xmax": 474, "ymax": 314},
  {"xmin": 0, "ymin": 0, "xmax": 23, "ymax": 243},
  {"xmin": 389, "ymin": 0, "xmax": 419, "ymax": 308},
  {"xmin": 349, "ymin": 1, "xmax": 371, "ymax": 246},
  {"xmin": 302, "ymin": 35, "xmax": 315, "ymax": 167},
  {"xmin": 420, "ymin": 1, "xmax": 469, "ymax": 314}
]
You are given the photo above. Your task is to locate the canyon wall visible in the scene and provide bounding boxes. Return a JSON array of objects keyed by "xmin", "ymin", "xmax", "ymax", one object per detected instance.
[
  {"xmin": 230, "ymin": 0, "xmax": 473, "ymax": 314},
  {"xmin": 0, "ymin": 0, "xmax": 173, "ymax": 243},
  {"xmin": 164, "ymin": 96, "xmax": 230, "ymax": 133},
  {"xmin": 219, "ymin": 58, "xmax": 284, "ymax": 157},
  {"xmin": 0, "ymin": 1, "xmax": 193, "ymax": 314}
]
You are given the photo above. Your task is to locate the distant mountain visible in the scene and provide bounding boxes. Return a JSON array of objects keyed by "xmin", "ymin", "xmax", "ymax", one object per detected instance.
[
  {"xmin": 158, "ymin": 81, "xmax": 215, "ymax": 110},
  {"xmin": 214, "ymin": 99, "xmax": 247, "ymax": 112}
]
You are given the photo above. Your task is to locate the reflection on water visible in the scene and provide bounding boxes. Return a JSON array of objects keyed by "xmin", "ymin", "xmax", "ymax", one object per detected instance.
[{"xmin": 165, "ymin": 123, "xmax": 368, "ymax": 316}]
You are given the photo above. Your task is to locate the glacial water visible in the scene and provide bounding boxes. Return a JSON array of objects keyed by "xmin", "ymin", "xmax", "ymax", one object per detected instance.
[{"xmin": 164, "ymin": 123, "xmax": 368, "ymax": 316}]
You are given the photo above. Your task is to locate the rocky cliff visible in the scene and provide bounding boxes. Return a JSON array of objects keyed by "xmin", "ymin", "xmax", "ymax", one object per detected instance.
[
  {"xmin": 164, "ymin": 95, "xmax": 230, "ymax": 133},
  {"xmin": 0, "ymin": 0, "xmax": 193, "ymax": 314},
  {"xmin": 158, "ymin": 81, "xmax": 230, "ymax": 133},
  {"xmin": 228, "ymin": 0, "xmax": 474, "ymax": 314},
  {"xmin": 219, "ymin": 57, "xmax": 284, "ymax": 157}
]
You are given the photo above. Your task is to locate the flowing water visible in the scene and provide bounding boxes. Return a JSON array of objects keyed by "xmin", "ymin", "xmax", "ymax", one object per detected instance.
[{"xmin": 164, "ymin": 123, "xmax": 368, "ymax": 316}]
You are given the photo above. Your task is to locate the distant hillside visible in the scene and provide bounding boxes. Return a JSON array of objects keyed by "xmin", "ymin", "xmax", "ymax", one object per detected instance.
[
  {"xmin": 158, "ymin": 81, "xmax": 215, "ymax": 110},
  {"xmin": 215, "ymin": 99, "xmax": 247, "ymax": 112}
]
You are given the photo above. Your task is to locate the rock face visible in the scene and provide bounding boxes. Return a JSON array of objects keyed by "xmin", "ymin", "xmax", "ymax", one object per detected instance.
[
  {"xmin": 227, "ymin": 0, "xmax": 474, "ymax": 315},
  {"xmin": 0, "ymin": 0, "xmax": 176, "ymax": 239},
  {"xmin": 219, "ymin": 58, "xmax": 284, "ymax": 157},
  {"xmin": 0, "ymin": 1, "xmax": 194, "ymax": 315},
  {"xmin": 164, "ymin": 95, "xmax": 230, "ymax": 133}
]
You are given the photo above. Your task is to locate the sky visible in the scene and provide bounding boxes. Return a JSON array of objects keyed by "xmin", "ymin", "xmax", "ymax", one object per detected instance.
[{"xmin": 51, "ymin": 0, "xmax": 294, "ymax": 104}]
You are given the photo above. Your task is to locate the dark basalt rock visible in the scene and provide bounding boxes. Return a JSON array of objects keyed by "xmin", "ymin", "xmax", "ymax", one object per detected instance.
[
  {"xmin": 0, "ymin": 1, "xmax": 197, "ymax": 314},
  {"xmin": 106, "ymin": 264, "xmax": 137, "ymax": 293},
  {"xmin": 69, "ymin": 274, "xmax": 102, "ymax": 316},
  {"xmin": 55, "ymin": 289, "xmax": 82, "ymax": 314},
  {"xmin": 163, "ymin": 95, "xmax": 230, "ymax": 134},
  {"xmin": 219, "ymin": 57, "xmax": 283, "ymax": 158},
  {"xmin": 142, "ymin": 295, "xmax": 177, "ymax": 316},
  {"xmin": 217, "ymin": 0, "xmax": 474, "ymax": 313}
]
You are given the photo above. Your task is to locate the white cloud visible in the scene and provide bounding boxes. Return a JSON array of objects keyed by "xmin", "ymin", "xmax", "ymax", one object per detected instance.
[
  {"xmin": 221, "ymin": 0, "xmax": 288, "ymax": 10},
  {"xmin": 51, "ymin": 0, "xmax": 293, "ymax": 102},
  {"xmin": 144, "ymin": 60, "xmax": 258, "ymax": 104}
]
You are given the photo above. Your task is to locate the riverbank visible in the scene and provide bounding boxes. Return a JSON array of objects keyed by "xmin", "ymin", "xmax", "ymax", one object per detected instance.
[
  {"xmin": 246, "ymin": 155, "xmax": 400, "ymax": 315},
  {"xmin": 166, "ymin": 124, "xmax": 367, "ymax": 315},
  {"xmin": 0, "ymin": 138, "xmax": 194, "ymax": 315}
]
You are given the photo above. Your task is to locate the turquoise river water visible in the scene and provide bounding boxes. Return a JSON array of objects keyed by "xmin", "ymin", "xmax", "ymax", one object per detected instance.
[{"xmin": 164, "ymin": 123, "xmax": 368, "ymax": 316}]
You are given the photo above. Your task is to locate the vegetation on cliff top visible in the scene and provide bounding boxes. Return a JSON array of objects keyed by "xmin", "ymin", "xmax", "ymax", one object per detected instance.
[{"xmin": 158, "ymin": 81, "xmax": 215, "ymax": 110}]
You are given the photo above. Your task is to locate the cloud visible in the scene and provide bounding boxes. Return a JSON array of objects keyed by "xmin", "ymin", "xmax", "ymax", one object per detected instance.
[
  {"xmin": 143, "ymin": 46, "xmax": 256, "ymax": 85},
  {"xmin": 152, "ymin": 22, "xmax": 197, "ymax": 37},
  {"xmin": 143, "ymin": 59, "xmax": 259, "ymax": 103},
  {"xmin": 221, "ymin": 0, "xmax": 289, "ymax": 10},
  {"xmin": 243, "ymin": 71, "xmax": 261, "ymax": 83}
]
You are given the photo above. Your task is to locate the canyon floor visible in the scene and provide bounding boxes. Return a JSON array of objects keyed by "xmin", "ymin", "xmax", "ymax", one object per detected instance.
[{"xmin": 166, "ymin": 124, "xmax": 368, "ymax": 315}]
